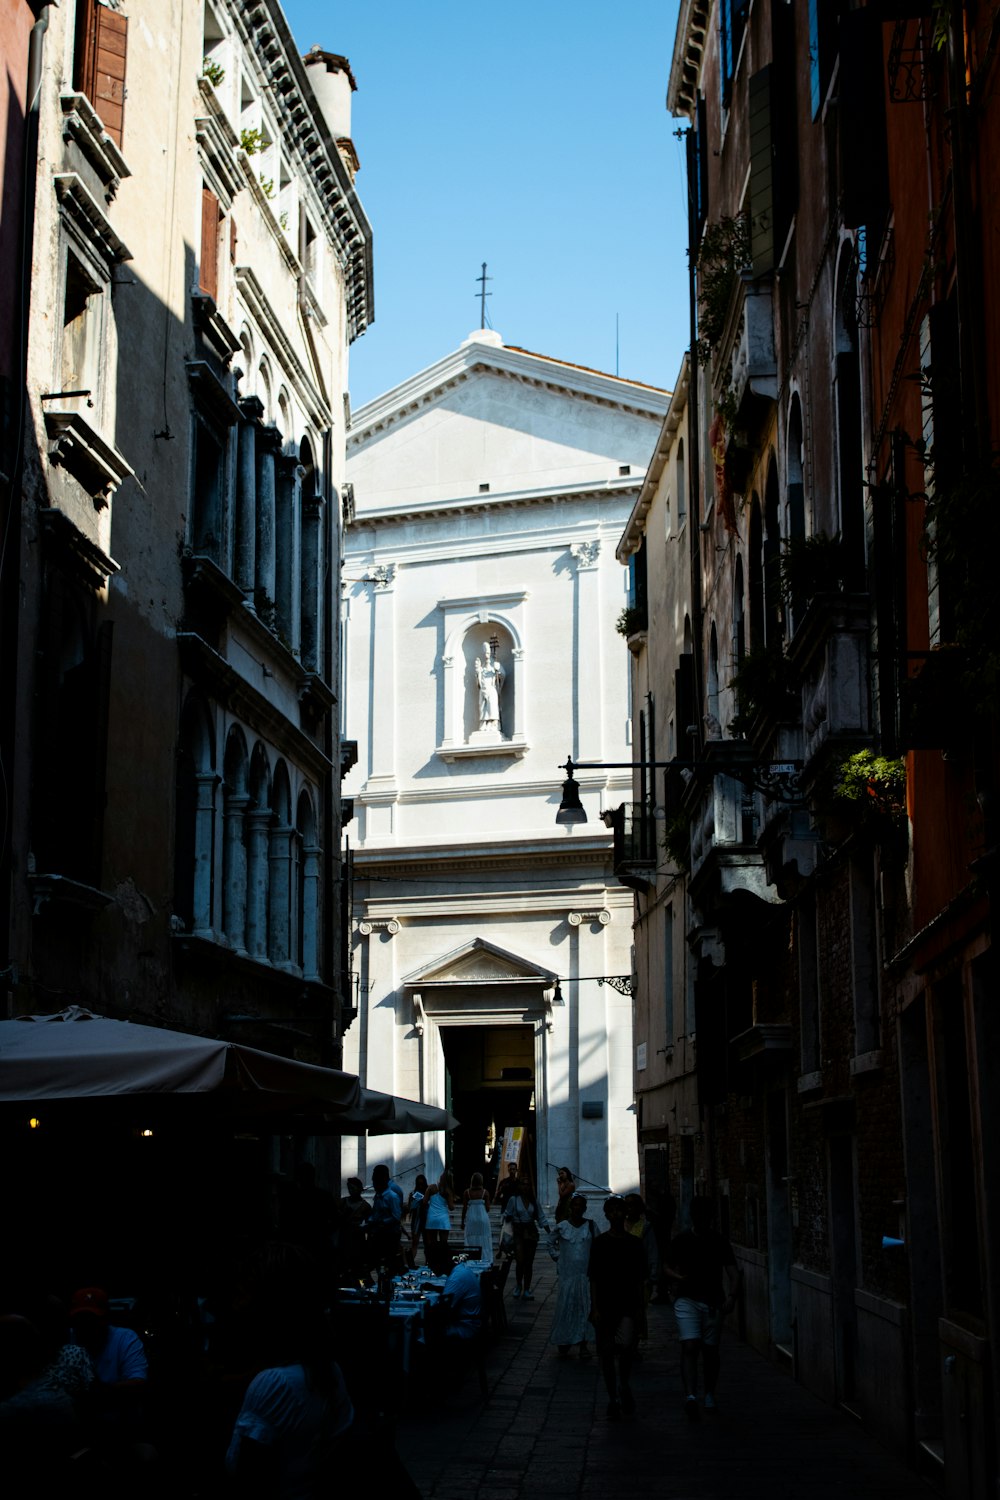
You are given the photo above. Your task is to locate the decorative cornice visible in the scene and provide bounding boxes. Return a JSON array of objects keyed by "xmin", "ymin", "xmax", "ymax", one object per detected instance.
[
  {"xmin": 186, "ymin": 360, "xmax": 242, "ymax": 427},
  {"xmin": 667, "ymin": 0, "xmax": 711, "ymax": 119},
  {"xmin": 44, "ymin": 409, "xmax": 135, "ymax": 507},
  {"xmin": 347, "ymin": 341, "xmax": 669, "ymax": 449},
  {"xmin": 235, "ymin": 265, "xmax": 329, "ymax": 427},
  {"xmin": 176, "ymin": 630, "xmax": 331, "ymax": 781},
  {"xmin": 346, "ymin": 478, "xmax": 642, "ymax": 530},
  {"xmin": 195, "ymin": 79, "xmax": 244, "ymax": 205},
  {"xmin": 59, "ymin": 92, "xmax": 130, "ymax": 200},
  {"xmin": 230, "ymin": 0, "xmax": 373, "ymax": 341},
  {"xmin": 53, "ymin": 172, "xmax": 131, "ymax": 265},
  {"xmin": 618, "ymin": 352, "xmax": 690, "ymax": 561},
  {"xmin": 40, "ymin": 506, "xmax": 120, "ymax": 589}
]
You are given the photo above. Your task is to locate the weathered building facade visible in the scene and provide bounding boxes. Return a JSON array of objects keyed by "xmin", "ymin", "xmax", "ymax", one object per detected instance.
[
  {"xmin": 342, "ymin": 330, "xmax": 668, "ymax": 1201},
  {"xmin": 644, "ymin": 0, "xmax": 1000, "ymax": 1488},
  {"xmin": 3, "ymin": 1, "xmax": 371, "ymax": 1073}
]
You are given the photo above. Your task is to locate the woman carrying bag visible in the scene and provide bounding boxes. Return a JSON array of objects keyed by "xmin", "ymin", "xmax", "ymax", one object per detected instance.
[{"xmin": 502, "ymin": 1173, "xmax": 550, "ymax": 1300}]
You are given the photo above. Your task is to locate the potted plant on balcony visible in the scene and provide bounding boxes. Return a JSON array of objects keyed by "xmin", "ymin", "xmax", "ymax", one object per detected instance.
[
  {"xmin": 729, "ymin": 642, "xmax": 798, "ymax": 741},
  {"xmin": 695, "ymin": 214, "xmax": 750, "ymax": 366},
  {"xmin": 779, "ymin": 532, "xmax": 847, "ymax": 614}
]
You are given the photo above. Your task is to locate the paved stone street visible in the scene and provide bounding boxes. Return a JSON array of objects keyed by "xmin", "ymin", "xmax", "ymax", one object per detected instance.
[{"xmin": 393, "ymin": 1255, "xmax": 936, "ymax": 1499}]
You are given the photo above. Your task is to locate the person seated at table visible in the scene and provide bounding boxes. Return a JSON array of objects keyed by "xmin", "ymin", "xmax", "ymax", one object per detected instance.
[
  {"xmin": 67, "ymin": 1287, "xmax": 149, "ymax": 1436},
  {"xmin": 227, "ymin": 1245, "xmax": 353, "ymax": 1498},
  {"xmin": 440, "ymin": 1261, "xmax": 482, "ymax": 1341}
]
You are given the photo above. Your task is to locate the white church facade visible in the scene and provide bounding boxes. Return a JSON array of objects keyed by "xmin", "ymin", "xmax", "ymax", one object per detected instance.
[{"xmin": 341, "ymin": 330, "xmax": 669, "ymax": 1204}]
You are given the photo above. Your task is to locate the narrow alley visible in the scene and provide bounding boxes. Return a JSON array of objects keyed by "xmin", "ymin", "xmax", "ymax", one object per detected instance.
[{"xmin": 394, "ymin": 1258, "xmax": 935, "ymax": 1500}]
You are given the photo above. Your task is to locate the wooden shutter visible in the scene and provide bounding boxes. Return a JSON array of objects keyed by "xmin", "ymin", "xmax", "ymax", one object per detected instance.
[
  {"xmin": 200, "ymin": 188, "xmax": 220, "ymax": 301},
  {"xmin": 749, "ymin": 67, "xmax": 775, "ymax": 277},
  {"xmin": 77, "ymin": 3, "xmax": 129, "ymax": 148}
]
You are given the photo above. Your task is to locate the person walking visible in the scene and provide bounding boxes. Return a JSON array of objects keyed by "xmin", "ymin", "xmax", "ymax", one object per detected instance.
[
  {"xmin": 423, "ymin": 1171, "xmax": 455, "ymax": 1273},
  {"xmin": 502, "ymin": 1174, "xmax": 549, "ymax": 1299},
  {"xmin": 461, "ymin": 1173, "xmax": 493, "ymax": 1266},
  {"xmin": 589, "ymin": 1195, "xmax": 646, "ymax": 1419},
  {"xmin": 546, "ymin": 1193, "xmax": 595, "ymax": 1359},
  {"xmin": 553, "ymin": 1166, "xmax": 577, "ymax": 1223},
  {"xmin": 665, "ymin": 1196, "xmax": 741, "ymax": 1419}
]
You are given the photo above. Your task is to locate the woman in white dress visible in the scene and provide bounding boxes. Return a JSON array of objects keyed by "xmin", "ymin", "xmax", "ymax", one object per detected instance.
[
  {"xmin": 547, "ymin": 1193, "xmax": 596, "ymax": 1359},
  {"xmin": 462, "ymin": 1172, "xmax": 493, "ymax": 1265}
]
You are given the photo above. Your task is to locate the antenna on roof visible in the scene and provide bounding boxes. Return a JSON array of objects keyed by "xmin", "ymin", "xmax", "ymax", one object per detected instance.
[
  {"xmin": 476, "ymin": 263, "xmax": 493, "ymax": 330},
  {"xmin": 616, "ymin": 313, "xmax": 620, "ymax": 377}
]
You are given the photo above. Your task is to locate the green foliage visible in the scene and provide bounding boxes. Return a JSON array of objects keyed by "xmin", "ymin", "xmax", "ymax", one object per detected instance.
[
  {"xmin": 834, "ymin": 751, "xmax": 907, "ymax": 817},
  {"xmin": 240, "ymin": 127, "xmax": 266, "ymax": 156},
  {"xmin": 695, "ymin": 215, "xmax": 750, "ymax": 365},
  {"xmin": 616, "ymin": 606, "xmax": 647, "ymax": 639},
  {"xmin": 779, "ymin": 532, "xmax": 847, "ymax": 609},
  {"xmin": 728, "ymin": 642, "xmax": 797, "ymax": 737},
  {"xmin": 662, "ymin": 811, "xmax": 691, "ymax": 874},
  {"xmin": 259, "ymin": 175, "xmax": 275, "ymax": 199},
  {"xmin": 202, "ymin": 57, "xmax": 225, "ymax": 88},
  {"xmin": 715, "ymin": 389, "xmax": 740, "ymax": 431},
  {"xmin": 279, "ymin": 210, "xmax": 289, "ymax": 231}
]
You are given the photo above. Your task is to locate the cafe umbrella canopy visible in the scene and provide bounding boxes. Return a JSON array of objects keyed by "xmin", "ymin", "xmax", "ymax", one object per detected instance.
[{"xmin": 0, "ymin": 1006, "xmax": 458, "ymax": 1133}]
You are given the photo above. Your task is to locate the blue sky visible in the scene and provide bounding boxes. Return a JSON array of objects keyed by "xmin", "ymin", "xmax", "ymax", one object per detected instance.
[{"xmin": 281, "ymin": 1, "xmax": 689, "ymax": 410}]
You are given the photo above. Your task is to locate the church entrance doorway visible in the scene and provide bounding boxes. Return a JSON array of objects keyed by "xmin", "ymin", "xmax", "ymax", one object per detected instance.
[{"xmin": 440, "ymin": 1023, "xmax": 536, "ymax": 1196}]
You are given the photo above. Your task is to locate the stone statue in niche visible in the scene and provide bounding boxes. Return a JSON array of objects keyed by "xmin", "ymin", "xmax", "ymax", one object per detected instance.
[{"xmin": 474, "ymin": 640, "xmax": 505, "ymax": 733}]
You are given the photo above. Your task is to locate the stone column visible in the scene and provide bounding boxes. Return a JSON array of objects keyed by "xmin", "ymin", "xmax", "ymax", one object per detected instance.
[
  {"xmin": 275, "ymin": 456, "xmax": 300, "ymax": 649},
  {"xmin": 255, "ymin": 425, "xmax": 281, "ymax": 613},
  {"xmin": 571, "ymin": 540, "xmax": 602, "ymax": 760},
  {"xmin": 235, "ymin": 397, "xmax": 263, "ymax": 598},
  {"xmin": 300, "ymin": 496, "xmax": 324, "ymax": 672},
  {"xmin": 268, "ymin": 821, "xmax": 294, "ymax": 968},
  {"xmin": 365, "ymin": 566, "xmax": 397, "ymax": 837},
  {"xmin": 192, "ymin": 772, "xmax": 217, "ymax": 937},
  {"xmin": 222, "ymin": 793, "xmax": 250, "ymax": 954},
  {"xmin": 245, "ymin": 808, "xmax": 271, "ymax": 960},
  {"xmin": 301, "ymin": 842, "xmax": 321, "ymax": 980}
]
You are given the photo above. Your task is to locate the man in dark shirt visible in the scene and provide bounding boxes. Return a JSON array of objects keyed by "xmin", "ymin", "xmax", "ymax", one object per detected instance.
[
  {"xmin": 589, "ymin": 1195, "xmax": 647, "ymax": 1419},
  {"xmin": 666, "ymin": 1197, "xmax": 741, "ymax": 1419}
]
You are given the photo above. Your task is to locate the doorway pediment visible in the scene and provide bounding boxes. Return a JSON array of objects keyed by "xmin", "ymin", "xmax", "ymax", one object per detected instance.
[{"xmin": 402, "ymin": 937, "xmax": 554, "ymax": 988}]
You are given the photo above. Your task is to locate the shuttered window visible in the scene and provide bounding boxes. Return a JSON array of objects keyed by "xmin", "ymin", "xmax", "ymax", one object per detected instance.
[
  {"xmin": 74, "ymin": 1, "xmax": 128, "ymax": 149},
  {"xmin": 749, "ymin": 68, "xmax": 775, "ymax": 277},
  {"xmin": 200, "ymin": 187, "xmax": 221, "ymax": 301}
]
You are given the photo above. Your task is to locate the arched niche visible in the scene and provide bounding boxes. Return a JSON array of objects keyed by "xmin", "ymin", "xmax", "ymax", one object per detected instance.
[{"xmin": 436, "ymin": 594, "xmax": 528, "ymax": 762}]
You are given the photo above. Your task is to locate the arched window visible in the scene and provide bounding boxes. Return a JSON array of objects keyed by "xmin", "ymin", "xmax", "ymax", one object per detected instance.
[
  {"xmin": 268, "ymin": 760, "xmax": 293, "ymax": 967},
  {"xmin": 222, "ymin": 726, "xmax": 249, "ymax": 953},
  {"xmin": 296, "ymin": 789, "xmax": 320, "ymax": 980},
  {"xmin": 246, "ymin": 743, "xmax": 271, "ymax": 960},
  {"xmin": 733, "ymin": 555, "xmax": 746, "ymax": 672},
  {"xmin": 175, "ymin": 692, "xmax": 216, "ymax": 935},
  {"xmin": 834, "ymin": 246, "xmax": 866, "ymax": 589},
  {"xmin": 748, "ymin": 496, "xmax": 765, "ymax": 648},
  {"xmin": 707, "ymin": 623, "xmax": 720, "ymax": 733},
  {"xmin": 299, "ymin": 435, "xmax": 321, "ymax": 673},
  {"xmin": 763, "ymin": 458, "xmax": 783, "ymax": 645},
  {"xmin": 785, "ymin": 397, "xmax": 807, "ymax": 632}
]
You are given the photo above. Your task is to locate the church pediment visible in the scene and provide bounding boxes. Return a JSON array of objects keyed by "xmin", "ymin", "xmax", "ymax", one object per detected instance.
[{"xmin": 402, "ymin": 937, "xmax": 554, "ymax": 987}]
